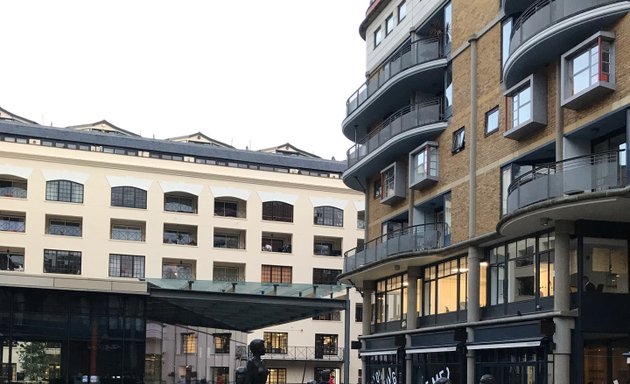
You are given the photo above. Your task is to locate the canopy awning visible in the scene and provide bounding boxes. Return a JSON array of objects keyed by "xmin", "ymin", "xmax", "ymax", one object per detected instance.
[{"xmin": 146, "ymin": 279, "xmax": 348, "ymax": 332}]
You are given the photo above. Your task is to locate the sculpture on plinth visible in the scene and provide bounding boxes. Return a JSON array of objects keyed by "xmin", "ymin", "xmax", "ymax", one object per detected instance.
[{"xmin": 236, "ymin": 339, "xmax": 268, "ymax": 384}]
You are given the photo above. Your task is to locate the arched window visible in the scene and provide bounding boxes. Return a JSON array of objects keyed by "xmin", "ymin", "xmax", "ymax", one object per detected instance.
[
  {"xmin": 262, "ymin": 201, "xmax": 293, "ymax": 222},
  {"xmin": 314, "ymin": 206, "xmax": 344, "ymax": 227},
  {"xmin": 111, "ymin": 186, "xmax": 147, "ymax": 209},
  {"xmin": 46, "ymin": 180, "xmax": 84, "ymax": 203}
]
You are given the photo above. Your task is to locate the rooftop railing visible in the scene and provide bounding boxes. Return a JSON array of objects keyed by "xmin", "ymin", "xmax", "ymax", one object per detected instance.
[
  {"xmin": 346, "ymin": 97, "xmax": 444, "ymax": 168},
  {"xmin": 344, "ymin": 223, "xmax": 449, "ymax": 274},
  {"xmin": 346, "ymin": 38, "xmax": 446, "ymax": 116},
  {"xmin": 506, "ymin": 149, "xmax": 627, "ymax": 214},
  {"xmin": 510, "ymin": 0, "xmax": 620, "ymax": 55}
]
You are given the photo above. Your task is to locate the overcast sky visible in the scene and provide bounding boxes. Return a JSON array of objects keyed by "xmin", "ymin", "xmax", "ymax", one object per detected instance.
[{"xmin": 0, "ymin": 1, "xmax": 367, "ymax": 160}]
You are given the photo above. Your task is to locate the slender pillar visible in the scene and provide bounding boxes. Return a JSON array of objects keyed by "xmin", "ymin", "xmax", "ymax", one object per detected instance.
[
  {"xmin": 554, "ymin": 220, "xmax": 574, "ymax": 384},
  {"xmin": 361, "ymin": 281, "xmax": 375, "ymax": 384},
  {"xmin": 466, "ymin": 246, "xmax": 481, "ymax": 384},
  {"xmin": 344, "ymin": 287, "xmax": 351, "ymax": 384},
  {"xmin": 406, "ymin": 267, "xmax": 420, "ymax": 330},
  {"xmin": 467, "ymin": 34, "xmax": 479, "ymax": 384},
  {"xmin": 626, "ymin": 108, "xmax": 629, "ymax": 183}
]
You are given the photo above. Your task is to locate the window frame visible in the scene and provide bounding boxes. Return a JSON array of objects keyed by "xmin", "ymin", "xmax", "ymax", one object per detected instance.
[
  {"xmin": 397, "ymin": 1, "xmax": 407, "ymax": 23},
  {"xmin": 385, "ymin": 13, "xmax": 395, "ymax": 36},
  {"xmin": 315, "ymin": 334, "xmax": 339, "ymax": 356},
  {"xmin": 181, "ymin": 332, "xmax": 197, "ymax": 354},
  {"xmin": 47, "ymin": 216, "xmax": 82, "ymax": 237},
  {"xmin": 1, "ymin": 249, "xmax": 25, "ymax": 272},
  {"xmin": 314, "ymin": 206, "xmax": 344, "ymax": 227},
  {"xmin": 214, "ymin": 333, "xmax": 231, "ymax": 354},
  {"xmin": 374, "ymin": 26, "xmax": 383, "ymax": 48},
  {"xmin": 111, "ymin": 186, "xmax": 147, "ymax": 209},
  {"xmin": 313, "ymin": 268, "xmax": 341, "ymax": 285},
  {"xmin": 261, "ymin": 264, "xmax": 292, "ymax": 284},
  {"xmin": 264, "ymin": 332, "xmax": 288, "ymax": 354},
  {"xmin": 0, "ymin": 213, "xmax": 25, "ymax": 232},
  {"xmin": 501, "ymin": 17, "xmax": 513, "ymax": 74},
  {"xmin": 484, "ymin": 106, "xmax": 500, "ymax": 136},
  {"xmin": 46, "ymin": 180, "xmax": 84, "ymax": 203},
  {"xmin": 262, "ymin": 201, "xmax": 294, "ymax": 223},
  {"xmin": 108, "ymin": 253, "xmax": 145, "ymax": 278},
  {"xmin": 451, "ymin": 127, "xmax": 465, "ymax": 154},
  {"xmin": 43, "ymin": 249, "xmax": 81, "ymax": 275},
  {"xmin": 164, "ymin": 192, "xmax": 197, "ymax": 214},
  {"xmin": 560, "ymin": 31, "xmax": 616, "ymax": 109},
  {"xmin": 0, "ymin": 177, "xmax": 27, "ymax": 198}
]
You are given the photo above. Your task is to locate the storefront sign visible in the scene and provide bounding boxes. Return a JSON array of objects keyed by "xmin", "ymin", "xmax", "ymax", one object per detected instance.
[
  {"xmin": 425, "ymin": 367, "xmax": 450, "ymax": 384},
  {"xmin": 371, "ymin": 367, "xmax": 397, "ymax": 384}
]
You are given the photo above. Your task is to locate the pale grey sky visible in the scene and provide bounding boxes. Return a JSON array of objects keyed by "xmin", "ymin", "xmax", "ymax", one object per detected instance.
[{"xmin": 0, "ymin": 1, "xmax": 367, "ymax": 160}]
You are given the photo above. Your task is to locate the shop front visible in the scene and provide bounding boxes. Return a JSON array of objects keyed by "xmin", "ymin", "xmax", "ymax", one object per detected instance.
[
  {"xmin": 407, "ymin": 330, "xmax": 465, "ymax": 384},
  {"xmin": 362, "ymin": 336, "xmax": 404, "ymax": 384}
]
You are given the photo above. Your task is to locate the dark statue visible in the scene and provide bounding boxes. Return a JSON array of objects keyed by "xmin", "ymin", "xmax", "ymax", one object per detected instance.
[
  {"xmin": 236, "ymin": 339, "xmax": 268, "ymax": 384},
  {"xmin": 479, "ymin": 374, "xmax": 496, "ymax": 384}
]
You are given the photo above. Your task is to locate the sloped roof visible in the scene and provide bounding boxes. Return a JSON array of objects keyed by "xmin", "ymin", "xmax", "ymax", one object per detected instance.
[
  {"xmin": 167, "ymin": 132, "xmax": 234, "ymax": 148},
  {"xmin": 0, "ymin": 120, "xmax": 346, "ymax": 173},
  {"xmin": 0, "ymin": 106, "xmax": 38, "ymax": 125},
  {"xmin": 258, "ymin": 143, "xmax": 321, "ymax": 159},
  {"xmin": 67, "ymin": 119, "xmax": 141, "ymax": 137}
]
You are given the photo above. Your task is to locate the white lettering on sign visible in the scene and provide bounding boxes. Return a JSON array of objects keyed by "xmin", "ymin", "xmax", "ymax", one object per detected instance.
[
  {"xmin": 371, "ymin": 367, "xmax": 397, "ymax": 384},
  {"xmin": 424, "ymin": 367, "xmax": 450, "ymax": 384}
]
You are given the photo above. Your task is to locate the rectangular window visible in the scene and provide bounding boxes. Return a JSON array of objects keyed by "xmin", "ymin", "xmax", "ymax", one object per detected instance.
[
  {"xmin": 511, "ymin": 86, "xmax": 532, "ymax": 129},
  {"xmin": 382, "ymin": 168, "xmax": 395, "ymax": 198},
  {"xmin": 213, "ymin": 265, "xmax": 242, "ymax": 282},
  {"xmin": 0, "ymin": 178, "xmax": 27, "ymax": 198},
  {"xmin": 374, "ymin": 275, "xmax": 407, "ymax": 323},
  {"xmin": 262, "ymin": 201, "xmax": 294, "ymax": 222},
  {"xmin": 163, "ymin": 224, "xmax": 197, "ymax": 246},
  {"xmin": 214, "ymin": 200, "xmax": 238, "ymax": 217},
  {"xmin": 312, "ymin": 310, "xmax": 341, "ymax": 321},
  {"xmin": 109, "ymin": 254, "xmax": 145, "ymax": 278},
  {"xmin": 373, "ymin": 180, "xmax": 382, "ymax": 200},
  {"xmin": 410, "ymin": 142, "xmax": 439, "ymax": 189},
  {"xmin": 43, "ymin": 249, "xmax": 81, "ymax": 275},
  {"xmin": 398, "ymin": 1, "xmax": 407, "ymax": 22},
  {"xmin": 374, "ymin": 27, "xmax": 383, "ymax": 47},
  {"xmin": 214, "ymin": 334, "xmax": 230, "ymax": 354},
  {"xmin": 357, "ymin": 211, "xmax": 365, "ymax": 229},
  {"xmin": 385, "ymin": 14, "xmax": 394, "ymax": 35},
  {"xmin": 47, "ymin": 217, "xmax": 82, "ymax": 237},
  {"xmin": 561, "ymin": 31, "xmax": 615, "ymax": 109},
  {"xmin": 485, "ymin": 107, "xmax": 499, "ymax": 135},
  {"xmin": 313, "ymin": 268, "xmax": 341, "ymax": 285},
  {"xmin": 0, "ymin": 214, "xmax": 25, "ymax": 232},
  {"xmin": 111, "ymin": 221, "xmax": 145, "ymax": 241},
  {"xmin": 0, "ymin": 249, "xmax": 24, "ymax": 272},
  {"xmin": 315, "ymin": 334, "xmax": 338, "ymax": 356},
  {"xmin": 162, "ymin": 260, "xmax": 195, "ymax": 280},
  {"xmin": 355, "ymin": 303, "xmax": 363, "ymax": 322},
  {"xmin": 423, "ymin": 258, "xmax": 467, "ymax": 315},
  {"xmin": 452, "ymin": 127, "xmax": 465, "ymax": 153},
  {"xmin": 213, "ymin": 231, "xmax": 243, "ymax": 249},
  {"xmin": 261, "ymin": 265, "xmax": 292, "ymax": 284},
  {"xmin": 501, "ymin": 18, "xmax": 513, "ymax": 72},
  {"xmin": 181, "ymin": 333, "xmax": 197, "ymax": 354},
  {"xmin": 264, "ymin": 332, "xmax": 288, "ymax": 354},
  {"xmin": 268, "ymin": 368, "xmax": 287, "ymax": 384}
]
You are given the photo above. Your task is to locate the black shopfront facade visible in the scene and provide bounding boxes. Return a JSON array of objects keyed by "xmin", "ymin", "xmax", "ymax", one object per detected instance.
[{"xmin": 0, "ymin": 287, "xmax": 146, "ymax": 384}]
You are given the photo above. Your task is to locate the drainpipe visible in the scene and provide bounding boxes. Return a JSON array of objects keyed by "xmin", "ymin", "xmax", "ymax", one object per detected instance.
[
  {"xmin": 467, "ymin": 34, "xmax": 479, "ymax": 384},
  {"xmin": 556, "ymin": 60, "xmax": 564, "ymax": 161}
]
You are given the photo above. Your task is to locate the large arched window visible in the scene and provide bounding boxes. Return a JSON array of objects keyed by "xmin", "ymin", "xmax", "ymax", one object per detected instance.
[
  {"xmin": 262, "ymin": 201, "xmax": 293, "ymax": 222},
  {"xmin": 111, "ymin": 186, "xmax": 147, "ymax": 209},
  {"xmin": 46, "ymin": 180, "xmax": 84, "ymax": 203},
  {"xmin": 314, "ymin": 206, "xmax": 344, "ymax": 227}
]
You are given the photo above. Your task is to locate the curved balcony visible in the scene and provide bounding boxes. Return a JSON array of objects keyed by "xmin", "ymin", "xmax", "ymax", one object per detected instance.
[
  {"xmin": 503, "ymin": 0, "xmax": 537, "ymax": 16},
  {"xmin": 503, "ymin": 0, "xmax": 630, "ymax": 88},
  {"xmin": 343, "ymin": 38, "xmax": 448, "ymax": 140},
  {"xmin": 343, "ymin": 99, "xmax": 447, "ymax": 192},
  {"xmin": 501, "ymin": 150, "xmax": 629, "ymax": 236},
  {"xmin": 343, "ymin": 223, "xmax": 449, "ymax": 275}
]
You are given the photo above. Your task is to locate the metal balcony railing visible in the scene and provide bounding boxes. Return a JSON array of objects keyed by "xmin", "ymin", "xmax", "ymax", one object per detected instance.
[
  {"xmin": 510, "ymin": 0, "xmax": 620, "ymax": 55},
  {"xmin": 347, "ymin": 98, "xmax": 445, "ymax": 168},
  {"xmin": 0, "ymin": 186, "xmax": 27, "ymax": 198},
  {"xmin": 344, "ymin": 223, "xmax": 449, "ymax": 274},
  {"xmin": 506, "ymin": 150, "xmax": 627, "ymax": 214},
  {"xmin": 263, "ymin": 346, "xmax": 345, "ymax": 361},
  {"xmin": 346, "ymin": 38, "xmax": 446, "ymax": 116},
  {"xmin": 0, "ymin": 218, "xmax": 25, "ymax": 232},
  {"xmin": 111, "ymin": 228, "xmax": 145, "ymax": 241}
]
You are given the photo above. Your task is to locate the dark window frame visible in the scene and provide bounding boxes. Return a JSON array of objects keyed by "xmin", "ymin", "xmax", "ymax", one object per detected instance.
[
  {"xmin": 452, "ymin": 127, "xmax": 465, "ymax": 154},
  {"xmin": 314, "ymin": 206, "xmax": 344, "ymax": 227},
  {"xmin": 43, "ymin": 249, "xmax": 81, "ymax": 275},
  {"xmin": 108, "ymin": 253, "xmax": 145, "ymax": 278},
  {"xmin": 46, "ymin": 180, "xmax": 84, "ymax": 203},
  {"xmin": 261, "ymin": 264, "xmax": 292, "ymax": 284},
  {"xmin": 111, "ymin": 186, "xmax": 147, "ymax": 209},
  {"xmin": 262, "ymin": 201, "xmax": 294, "ymax": 222}
]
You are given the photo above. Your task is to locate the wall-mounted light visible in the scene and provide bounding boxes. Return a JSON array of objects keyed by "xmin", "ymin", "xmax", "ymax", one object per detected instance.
[{"xmin": 540, "ymin": 217, "xmax": 552, "ymax": 227}]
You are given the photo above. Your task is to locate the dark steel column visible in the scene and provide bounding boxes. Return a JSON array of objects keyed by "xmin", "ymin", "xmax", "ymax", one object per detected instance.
[{"xmin": 344, "ymin": 287, "xmax": 351, "ymax": 384}]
